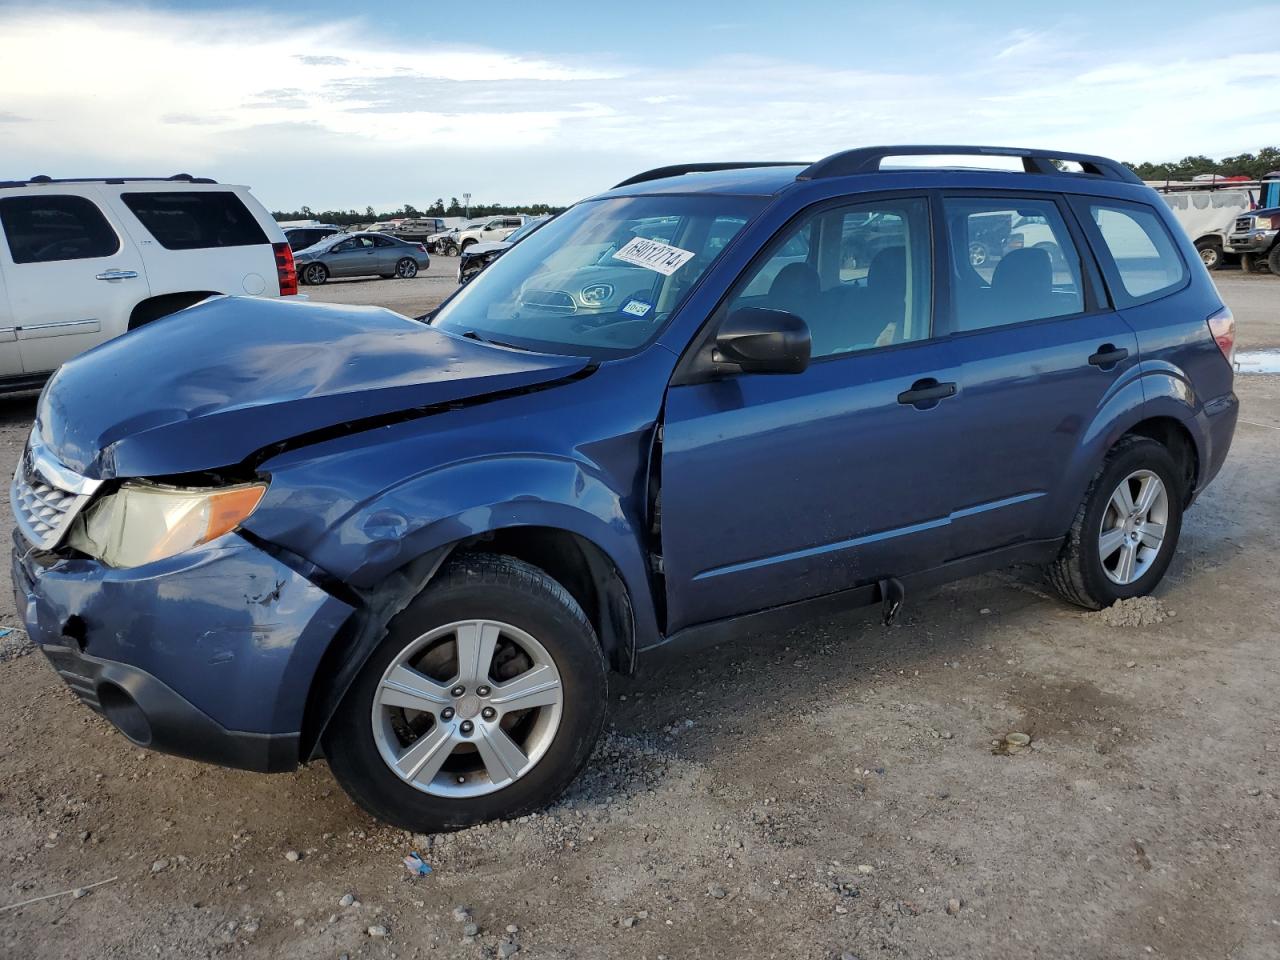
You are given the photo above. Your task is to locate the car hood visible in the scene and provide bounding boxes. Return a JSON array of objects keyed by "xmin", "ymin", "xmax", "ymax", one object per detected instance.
[
  {"xmin": 37, "ymin": 296, "xmax": 591, "ymax": 480},
  {"xmin": 462, "ymin": 240, "xmax": 510, "ymax": 257}
]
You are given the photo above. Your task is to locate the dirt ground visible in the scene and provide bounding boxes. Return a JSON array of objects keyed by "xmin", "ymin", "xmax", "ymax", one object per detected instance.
[{"xmin": 1, "ymin": 266, "xmax": 1277, "ymax": 960}]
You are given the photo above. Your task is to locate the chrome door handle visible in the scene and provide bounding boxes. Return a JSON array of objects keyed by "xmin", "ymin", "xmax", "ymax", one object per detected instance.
[{"xmin": 95, "ymin": 269, "xmax": 139, "ymax": 281}]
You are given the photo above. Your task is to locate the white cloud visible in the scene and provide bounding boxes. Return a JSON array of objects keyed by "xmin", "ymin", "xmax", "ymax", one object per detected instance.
[{"xmin": 0, "ymin": 5, "xmax": 1276, "ymax": 209}]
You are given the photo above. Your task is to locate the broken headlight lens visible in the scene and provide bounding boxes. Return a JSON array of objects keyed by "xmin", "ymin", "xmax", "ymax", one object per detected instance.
[{"xmin": 67, "ymin": 482, "xmax": 267, "ymax": 569}]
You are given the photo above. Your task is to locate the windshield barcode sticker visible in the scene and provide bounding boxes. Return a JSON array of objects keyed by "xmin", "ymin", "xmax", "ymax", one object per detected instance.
[
  {"xmin": 612, "ymin": 237, "xmax": 696, "ymax": 276},
  {"xmin": 622, "ymin": 299, "xmax": 652, "ymax": 317}
]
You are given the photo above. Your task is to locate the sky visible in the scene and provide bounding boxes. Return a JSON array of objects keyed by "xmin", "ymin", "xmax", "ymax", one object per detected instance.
[{"xmin": 1, "ymin": 1, "xmax": 1278, "ymax": 212}]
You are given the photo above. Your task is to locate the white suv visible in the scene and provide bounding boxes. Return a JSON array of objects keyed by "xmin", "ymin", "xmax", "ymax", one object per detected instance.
[
  {"xmin": 455, "ymin": 215, "xmax": 530, "ymax": 252},
  {"xmin": 0, "ymin": 175, "xmax": 294, "ymax": 392}
]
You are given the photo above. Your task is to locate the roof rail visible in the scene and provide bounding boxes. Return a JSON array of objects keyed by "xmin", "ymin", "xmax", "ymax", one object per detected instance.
[
  {"xmin": 797, "ymin": 146, "xmax": 1143, "ymax": 184},
  {"xmin": 0, "ymin": 173, "xmax": 219, "ymax": 189},
  {"xmin": 613, "ymin": 161, "xmax": 806, "ymax": 189}
]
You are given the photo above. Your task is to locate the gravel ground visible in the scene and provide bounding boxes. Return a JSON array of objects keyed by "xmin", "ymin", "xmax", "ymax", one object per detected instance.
[{"xmin": 0, "ymin": 263, "xmax": 1277, "ymax": 959}]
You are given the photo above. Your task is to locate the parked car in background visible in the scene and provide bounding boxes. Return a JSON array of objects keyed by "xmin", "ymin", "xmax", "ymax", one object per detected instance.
[
  {"xmin": 292, "ymin": 231, "xmax": 429, "ymax": 284},
  {"xmin": 283, "ymin": 223, "xmax": 342, "ymax": 252},
  {"xmin": 392, "ymin": 218, "xmax": 447, "ymax": 242},
  {"xmin": 457, "ymin": 215, "xmax": 550, "ymax": 284},
  {"xmin": 0, "ymin": 174, "xmax": 294, "ymax": 392},
  {"xmin": 12, "ymin": 146, "xmax": 1237, "ymax": 833},
  {"xmin": 429, "ymin": 219, "xmax": 486, "ymax": 257},
  {"xmin": 368, "ymin": 220, "xmax": 404, "ymax": 234},
  {"xmin": 1226, "ymin": 173, "xmax": 1280, "ymax": 274},
  {"xmin": 1152, "ymin": 182, "xmax": 1259, "ymax": 270},
  {"xmin": 455, "ymin": 215, "xmax": 530, "ymax": 252}
]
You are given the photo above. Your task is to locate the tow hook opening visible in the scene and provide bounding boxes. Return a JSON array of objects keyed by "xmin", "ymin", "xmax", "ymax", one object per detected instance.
[{"xmin": 98, "ymin": 681, "xmax": 152, "ymax": 746}]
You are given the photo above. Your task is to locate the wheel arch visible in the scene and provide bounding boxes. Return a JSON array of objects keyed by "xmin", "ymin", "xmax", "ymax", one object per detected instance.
[
  {"xmin": 128, "ymin": 291, "xmax": 219, "ymax": 330},
  {"xmin": 1120, "ymin": 415, "xmax": 1198, "ymax": 505}
]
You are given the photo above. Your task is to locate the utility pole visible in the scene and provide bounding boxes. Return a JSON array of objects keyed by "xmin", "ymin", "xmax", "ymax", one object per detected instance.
[{"xmin": 462, "ymin": 193, "xmax": 472, "ymax": 218}]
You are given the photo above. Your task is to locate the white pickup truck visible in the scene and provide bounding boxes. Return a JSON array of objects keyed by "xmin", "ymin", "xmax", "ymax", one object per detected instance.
[{"xmin": 0, "ymin": 175, "xmax": 294, "ymax": 392}]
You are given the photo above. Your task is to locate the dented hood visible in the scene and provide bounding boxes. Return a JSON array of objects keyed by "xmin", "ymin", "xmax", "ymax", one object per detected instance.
[{"xmin": 38, "ymin": 297, "xmax": 591, "ymax": 480}]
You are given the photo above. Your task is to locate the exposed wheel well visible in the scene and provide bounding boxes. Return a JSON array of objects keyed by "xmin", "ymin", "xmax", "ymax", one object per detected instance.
[
  {"xmin": 128, "ymin": 291, "xmax": 218, "ymax": 330},
  {"xmin": 1122, "ymin": 417, "xmax": 1198, "ymax": 503},
  {"xmin": 456, "ymin": 527, "xmax": 635, "ymax": 674}
]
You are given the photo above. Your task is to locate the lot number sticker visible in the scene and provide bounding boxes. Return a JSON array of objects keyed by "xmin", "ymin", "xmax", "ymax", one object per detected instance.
[
  {"xmin": 622, "ymin": 299, "xmax": 653, "ymax": 317},
  {"xmin": 612, "ymin": 237, "xmax": 696, "ymax": 276}
]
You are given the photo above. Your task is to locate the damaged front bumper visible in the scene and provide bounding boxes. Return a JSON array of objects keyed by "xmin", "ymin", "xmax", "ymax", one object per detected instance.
[{"xmin": 12, "ymin": 531, "xmax": 354, "ymax": 772}]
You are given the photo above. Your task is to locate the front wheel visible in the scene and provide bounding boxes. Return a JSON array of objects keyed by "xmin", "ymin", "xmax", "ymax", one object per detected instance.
[
  {"xmin": 1267, "ymin": 245, "xmax": 1280, "ymax": 276},
  {"xmin": 1047, "ymin": 436, "xmax": 1184, "ymax": 610},
  {"xmin": 324, "ymin": 554, "xmax": 608, "ymax": 832},
  {"xmin": 395, "ymin": 257, "xmax": 419, "ymax": 279},
  {"xmin": 1195, "ymin": 238, "xmax": 1224, "ymax": 270},
  {"xmin": 444, "ymin": 242, "xmax": 459, "ymax": 257}
]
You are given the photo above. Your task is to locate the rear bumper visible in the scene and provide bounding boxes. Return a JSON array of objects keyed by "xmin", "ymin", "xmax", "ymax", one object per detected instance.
[
  {"xmin": 12, "ymin": 532, "xmax": 355, "ymax": 772},
  {"xmin": 1195, "ymin": 390, "xmax": 1239, "ymax": 499}
]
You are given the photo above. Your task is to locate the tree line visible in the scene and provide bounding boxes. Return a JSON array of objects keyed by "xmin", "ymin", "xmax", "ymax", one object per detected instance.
[
  {"xmin": 273, "ymin": 198, "xmax": 566, "ymax": 226},
  {"xmin": 1124, "ymin": 146, "xmax": 1280, "ymax": 182}
]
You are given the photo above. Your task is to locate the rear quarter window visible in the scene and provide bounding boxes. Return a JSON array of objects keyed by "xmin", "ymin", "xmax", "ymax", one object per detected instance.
[
  {"xmin": 0, "ymin": 194, "xmax": 120, "ymax": 264},
  {"xmin": 121, "ymin": 191, "xmax": 268, "ymax": 250},
  {"xmin": 1078, "ymin": 198, "xmax": 1187, "ymax": 305}
]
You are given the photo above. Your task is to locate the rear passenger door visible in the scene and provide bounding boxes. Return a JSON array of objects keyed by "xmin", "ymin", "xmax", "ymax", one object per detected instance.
[
  {"xmin": 108, "ymin": 188, "xmax": 274, "ymax": 296},
  {"xmin": 0, "ymin": 189, "xmax": 146, "ymax": 376},
  {"xmin": 938, "ymin": 193, "xmax": 1140, "ymax": 553}
]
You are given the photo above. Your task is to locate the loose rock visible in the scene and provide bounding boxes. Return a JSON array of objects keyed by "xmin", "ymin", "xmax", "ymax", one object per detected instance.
[
  {"xmin": 452, "ymin": 906, "xmax": 472, "ymax": 922},
  {"xmin": 946, "ymin": 898, "xmax": 962, "ymax": 916},
  {"xmin": 708, "ymin": 884, "xmax": 727, "ymax": 899},
  {"xmin": 339, "ymin": 893, "xmax": 355, "ymax": 907},
  {"xmin": 367, "ymin": 925, "xmax": 388, "ymax": 938},
  {"xmin": 284, "ymin": 850, "xmax": 301, "ymax": 862},
  {"xmin": 498, "ymin": 944, "xmax": 519, "ymax": 959}
]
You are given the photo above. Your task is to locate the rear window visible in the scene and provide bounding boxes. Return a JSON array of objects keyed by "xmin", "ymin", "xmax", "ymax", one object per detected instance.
[
  {"xmin": 121, "ymin": 191, "xmax": 268, "ymax": 250},
  {"xmin": 0, "ymin": 194, "xmax": 120, "ymax": 264},
  {"xmin": 1082, "ymin": 200, "xmax": 1187, "ymax": 304}
]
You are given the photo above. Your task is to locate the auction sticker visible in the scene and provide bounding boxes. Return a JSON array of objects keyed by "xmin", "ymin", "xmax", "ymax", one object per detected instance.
[
  {"xmin": 612, "ymin": 237, "xmax": 696, "ymax": 276},
  {"xmin": 622, "ymin": 299, "xmax": 653, "ymax": 317}
]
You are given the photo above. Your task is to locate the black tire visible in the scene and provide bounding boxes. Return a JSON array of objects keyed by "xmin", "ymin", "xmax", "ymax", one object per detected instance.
[
  {"xmin": 301, "ymin": 262, "xmax": 328, "ymax": 286},
  {"xmin": 1267, "ymin": 245, "xmax": 1280, "ymax": 276},
  {"xmin": 444, "ymin": 242, "xmax": 459, "ymax": 257},
  {"xmin": 1195, "ymin": 238, "xmax": 1224, "ymax": 270},
  {"xmin": 324, "ymin": 553, "xmax": 608, "ymax": 832},
  {"xmin": 1048, "ymin": 436, "xmax": 1185, "ymax": 610}
]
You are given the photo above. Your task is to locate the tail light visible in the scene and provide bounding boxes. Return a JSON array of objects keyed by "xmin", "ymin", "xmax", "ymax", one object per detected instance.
[
  {"xmin": 1207, "ymin": 306, "xmax": 1235, "ymax": 366},
  {"xmin": 272, "ymin": 242, "xmax": 298, "ymax": 296},
  {"xmin": 416, "ymin": 243, "xmax": 427, "ymax": 254}
]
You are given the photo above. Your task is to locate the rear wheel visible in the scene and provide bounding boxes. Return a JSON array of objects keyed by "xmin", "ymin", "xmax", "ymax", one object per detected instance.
[
  {"xmin": 324, "ymin": 554, "xmax": 608, "ymax": 832},
  {"xmin": 395, "ymin": 257, "xmax": 418, "ymax": 279},
  {"xmin": 301, "ymin": 262, "xmax": 328, "ymax": 286},
  {"xmin": 1048, "ymin": 436, "xmax": 1184, "ymax": 610},
  {"xmin": 1195, "ymin": 238, "xmax": 1224, "ymax": 270}
]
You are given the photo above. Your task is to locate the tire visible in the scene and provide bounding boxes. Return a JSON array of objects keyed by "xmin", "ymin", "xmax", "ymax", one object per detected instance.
[
  {"xmin": 1048, "ymin": 436, "xmax": 1185, "ymax": 610},
  {"xmin": 324, "ymin": 553, "xmax": 608, "ymax": 832},
  {"xmin": 1268, "ymin": 245, "xmax": 1280, "ymax": 276},
  {"xmin": 444, "ymin": 242, "xmax": 459, "ymax": 257},
  {"xmin": 301, "ymin": 262, "xmax": 328, "ymax": 286},
  {"xmin": 395, "ymin": 258, "xmax": 418, "ymax": 279},
  {"xmin": 1195, "ymin": 238, "xmax": 1224, "ymax": 270}
]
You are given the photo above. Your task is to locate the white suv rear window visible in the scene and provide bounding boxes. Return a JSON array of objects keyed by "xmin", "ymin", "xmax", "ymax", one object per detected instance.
[{"xmin": 121, "ymin": 191, "xmax": 268, "ymax": 250}]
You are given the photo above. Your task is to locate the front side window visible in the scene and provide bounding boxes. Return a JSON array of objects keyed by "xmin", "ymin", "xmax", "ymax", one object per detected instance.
[
  {"xmin": 724, "ymin": 197, "xmax": 932, "ymax": 359},
  {"xmin": 943, "ymin": 197, "xmax": 1084, "ymax": 332},
  {"xmin": 431, "ymin": 195, "xmax": 764, "ymax": 358},
  {"xmin": 121, "ymin": 191, "xmax": 268, "ymax": 250},
  {"xmin": 1085, "ymin": 200, "xmax": 1186, "ymax": 303},
  {"xmin": 0, "ymin": 194, "xmax": 119, "ymax": 264}
]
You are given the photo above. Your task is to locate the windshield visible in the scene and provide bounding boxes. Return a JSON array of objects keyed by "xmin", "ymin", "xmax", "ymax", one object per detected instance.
[{"xmin": 430, "ymin": 195, "xmax": 763, "ymax": 357}]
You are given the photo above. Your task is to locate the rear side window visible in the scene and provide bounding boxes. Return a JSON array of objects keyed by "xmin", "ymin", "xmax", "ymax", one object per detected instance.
[
  {"xmin": 1085, "ymin": 201, "xmax": 1186, "ymax": 303},
  {"xmin": 942, "ymin": 197, "xmax": 1084, "ymax": 332},
  {"xmin": 121, "ymin": 191, "xmax": 268, "ymax": 250},
  {"xmin": 0, "ymin": 195, "xmax": 120, "ymax": 264}
]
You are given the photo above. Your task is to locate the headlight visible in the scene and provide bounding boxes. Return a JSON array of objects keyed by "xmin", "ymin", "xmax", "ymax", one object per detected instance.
[{"xmin": 67, "ymin": 481, "xmax": 267, "ymax": 568}]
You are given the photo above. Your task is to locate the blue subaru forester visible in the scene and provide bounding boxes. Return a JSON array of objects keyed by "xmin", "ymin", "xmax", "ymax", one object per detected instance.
[{"xmin": 13, "ymin": 146, "xmax": 1238, "ymax": 830}]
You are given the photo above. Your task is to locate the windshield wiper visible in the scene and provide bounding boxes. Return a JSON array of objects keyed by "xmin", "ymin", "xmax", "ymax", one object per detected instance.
[{"xmin": 459, "ymin": 329, "xmax": 534, "ymax": 352}]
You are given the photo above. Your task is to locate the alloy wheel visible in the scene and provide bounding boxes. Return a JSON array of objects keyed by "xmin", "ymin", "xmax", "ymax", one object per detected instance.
[
  {"xmin": 396, "ymin": 258, "xmax": 418, "ymax": 279},
  {"xmin": 371, "ymin": 619, "xmax": 564, "ymax": 798},
  {"xmin": 1098, "ymin": 469, "xmax": 1169, "ymax": 585}
]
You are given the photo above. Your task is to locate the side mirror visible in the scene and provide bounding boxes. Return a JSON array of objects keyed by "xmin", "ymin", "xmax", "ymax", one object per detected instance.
[{"xmin": 714, "ymin": 307, "xmax": 811, "ymax": 374}]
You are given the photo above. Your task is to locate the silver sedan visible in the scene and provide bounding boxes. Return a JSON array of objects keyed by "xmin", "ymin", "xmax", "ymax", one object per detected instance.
[{"xmin": 293, "ymin": 232, "xmax": 430, "ymax": 285}]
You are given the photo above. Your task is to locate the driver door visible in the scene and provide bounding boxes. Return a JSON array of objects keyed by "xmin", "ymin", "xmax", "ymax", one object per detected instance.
[{"xmin": 659, "ymin": 195, "xmax": 966, "ymax": 631}]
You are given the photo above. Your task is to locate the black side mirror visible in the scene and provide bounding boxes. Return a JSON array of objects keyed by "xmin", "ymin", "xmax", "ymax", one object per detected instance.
[{"xmin": 714, "ymin": 307, "xmax": 811, "ymax": 374}]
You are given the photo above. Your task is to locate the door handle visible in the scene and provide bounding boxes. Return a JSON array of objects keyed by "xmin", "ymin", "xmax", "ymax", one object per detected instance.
[
  {"xmin": 95, "ymin": 269, "xmax": 139, "ymax": 281},
  {"xmin": 897, "ymin": 377, "xmax": 957, "ymax": 409},
  {"xmin": 1088, "ymin": 344, "xmax": 1129, "ymax": 368}
]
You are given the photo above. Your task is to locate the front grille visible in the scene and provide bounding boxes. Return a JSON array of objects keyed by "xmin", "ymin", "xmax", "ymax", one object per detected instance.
[
  {"xmin": 1233, "ymin": 216, "xmax": 1253, "ymax": 233},
  {"xmin": 11, "ymin": 431, "xmax": 100, "ymax": 551}
]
